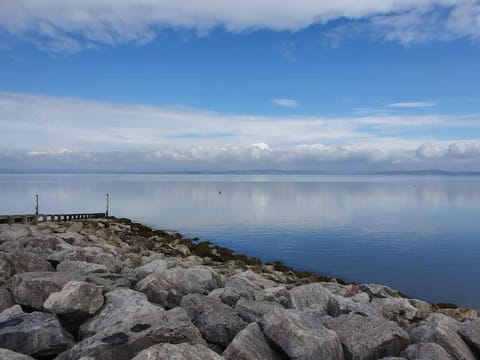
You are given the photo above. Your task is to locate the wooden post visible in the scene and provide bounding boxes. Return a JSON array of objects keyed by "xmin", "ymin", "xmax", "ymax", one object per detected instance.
[
  {"xmin": 105, "ymin": 193, "xmax": 109, "ymax": 217},
  {"xmin": 35, "ymin": 194, "xmax": 39, "ymax": 215}
]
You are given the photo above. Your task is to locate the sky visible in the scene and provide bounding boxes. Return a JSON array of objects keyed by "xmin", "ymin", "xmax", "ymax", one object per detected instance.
[{"xmin": 0, "ymin": 0, "xmax": 480, "ymax": 173}]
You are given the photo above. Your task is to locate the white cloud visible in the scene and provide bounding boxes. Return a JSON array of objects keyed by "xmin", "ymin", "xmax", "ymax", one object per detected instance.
[
  {"xmin": 388, "ymin": 102, "xmax": 437, "ymax": 108},
  {"xmin": 0, "ymin": 92, "xmax": 479, "ymax": 172},
  {"xmin": 272, "ymin": 98, "xmax": 299, "ymax": 107},
  {"xmin": 0, "ymin": 1, "xmax": 479, "ymax": 52}
]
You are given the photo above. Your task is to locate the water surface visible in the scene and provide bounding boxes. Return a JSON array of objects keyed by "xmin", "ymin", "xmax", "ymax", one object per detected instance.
[{"xmin": 1, "ymin": 174, "xmax": 479, "ymax": 309}]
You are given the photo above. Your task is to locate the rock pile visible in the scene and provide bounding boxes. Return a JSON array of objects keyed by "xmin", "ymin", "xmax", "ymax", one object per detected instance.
[{"xmin": 0, "ymin": 219, "xmax": 478, "ymax": 359}]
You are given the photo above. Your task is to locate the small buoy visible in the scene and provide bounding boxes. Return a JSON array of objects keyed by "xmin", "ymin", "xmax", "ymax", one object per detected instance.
[{"xmin": 219, "ymin": 191, "xmax": 222, "ymax": 195}]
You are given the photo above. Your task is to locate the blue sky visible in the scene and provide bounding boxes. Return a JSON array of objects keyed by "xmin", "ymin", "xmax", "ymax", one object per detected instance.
[{"xmin": 1, "ymin": 1, "xmax": 480, "ymax": 172}]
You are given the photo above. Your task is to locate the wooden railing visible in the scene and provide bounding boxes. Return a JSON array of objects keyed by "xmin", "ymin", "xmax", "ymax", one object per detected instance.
[{"xmin": 0, "ymin": 213, "xmax": 106, "ymax": 225}]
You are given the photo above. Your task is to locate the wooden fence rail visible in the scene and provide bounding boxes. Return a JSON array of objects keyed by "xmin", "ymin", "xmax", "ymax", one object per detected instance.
[{"xmin": 0, "ymin": 213, "xmax": 106, "ymax": 225}]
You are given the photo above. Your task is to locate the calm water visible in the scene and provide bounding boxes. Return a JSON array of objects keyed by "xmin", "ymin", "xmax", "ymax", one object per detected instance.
[{"xmin": 1, "ymin": 174, "xmax": 479, "ymax": 309}]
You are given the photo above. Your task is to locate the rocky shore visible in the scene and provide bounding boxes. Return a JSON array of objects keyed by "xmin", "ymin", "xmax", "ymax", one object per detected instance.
[{"xmin": 0, "ymin": 218, "xmax": 479, "ymax": 360}]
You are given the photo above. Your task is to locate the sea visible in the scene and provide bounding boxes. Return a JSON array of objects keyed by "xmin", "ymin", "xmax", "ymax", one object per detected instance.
[{"xmin": 1, "ymin": 173, "xmax": 479, "ymax": 309}]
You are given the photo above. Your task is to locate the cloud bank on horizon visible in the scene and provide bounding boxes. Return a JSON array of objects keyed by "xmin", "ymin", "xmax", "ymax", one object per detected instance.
[
  {"xmin": 1, "ymin": 92, "xmax": 479, "ymax": 172},
  {"xmin": 0, "ymin": 0, "xmax": 480, "ymax": 52}
]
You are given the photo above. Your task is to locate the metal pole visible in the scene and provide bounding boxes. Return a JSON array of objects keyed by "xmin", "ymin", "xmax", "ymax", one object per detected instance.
[
  {"xmin": 105, "ymin": 193, "xmax": 109, "ymax": 217},
  {"xmin": 35, "ymin": 194, "xmax": 39, "ymax": 215}
]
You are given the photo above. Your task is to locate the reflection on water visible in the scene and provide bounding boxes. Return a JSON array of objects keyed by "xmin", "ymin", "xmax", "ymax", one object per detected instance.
[{"xmin": 1, "ymin": 174, "xmax": 479, "ymax": 309}]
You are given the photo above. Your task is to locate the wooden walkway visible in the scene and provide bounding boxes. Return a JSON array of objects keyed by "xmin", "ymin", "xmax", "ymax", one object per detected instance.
[{"xmin": 0, "ymin": 213, "xmax": 106, "ymax": 225}]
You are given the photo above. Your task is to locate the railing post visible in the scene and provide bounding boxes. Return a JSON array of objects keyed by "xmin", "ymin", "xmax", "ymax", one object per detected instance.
[{"xmin": 105, "ymin": 193, "xmax": 109, "ymax": 217}]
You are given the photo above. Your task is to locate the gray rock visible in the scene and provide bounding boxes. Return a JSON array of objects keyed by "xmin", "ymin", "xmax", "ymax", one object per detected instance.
[
  {"xmin": 408, "ymin": 298, "xmax": 433, "ymax": 320},
  {"xmin": 402, "ymin": 343, "xmax": 454, "ymax": 360},
  {"xmin": 84, "ymin": 272, "xmax": 132, "ymax": 293},
  {"xmin": 66, "ymin": 222, "xmax": 84, "ymax": 233},
  {"xmin": 255, "ymin": 286, "xmax": 292, "ymax": 308},
  {"xmin": 132, "ymin": 343, "xmax": 223, "ymax": 360},
  {"xmin": 323, "ymin": 313, "xmax": 410, "ymax": 360},
  {"xmin": 289, "ymin": 282, "xmax": 333, "ymax": 312},
  {"xmin": 208, "ymin": 287, "xmax": 242, "ymax": 307},
  {"xmin": 0, "ymin": 305, "xmax": 24, "ymax": 321},
  {"xmin": 409, "ymin": 314, "xmax": 475, "ymax": 360},
  {"xmin": 235, "ymin": 298, "xmax": 284, "ymax": 323},
  {"xmin": 136, "ymin": 266, "xmax": 224, "ymax": 308},
  {"xmin": 133, "ymin": 259, "xmax": 167, "ymax": 281},
  {"xmin": 223, "ymin": 322, "xmax": 285, "ymax": 360},
  {"xmin": 0, "ymin": 311, "xmax": 74, "ymax": 357},
  {"xmin": 43, "ymin": 280, "xmax": 104, "ymax": 317},
  {"xmin": 57, "ymin": 260, "xmax": 108, "ymax": 275},
  {"xmin": 79, "ymin": 289, "xmax": 163, "ymax": 339},
  {"xmin": 326, "ymin": 294, "xmax": 379, "ymax": 318},
  {"xmin": 0, "ymin": 288, "xmax": 14, "ymax": 312},
  {"xmin": 0, "ymin": 224, "xmax": 30, "ymax": 243},
  {"xmin": 262, "ymin": 307, "xmax": 344, "ymax": 360},
  {"xmin": 11, "ymin": 271, "xmax": 82, "ymax": 309},
  {"xmin": 225, "ymin": 270, "xmax": 277, "ymax": 300},
  {"xmin": 0, "ymin": 251, "xmax": 53, "ymax": 284},
  {"xmin": 0, "ymin": 349, "xmax": 35, "ymax": 360},
  {"xmin": 181, "ymin": 294, "xmax": 247, "ymax": 348},
  {"xmin": 57, "ymin": 307, "xmax": 205, "ymax": 360},
  {"xmin": 371, "ymin": 297, "xmax": 418, "ymax": 322},
  {"xmin": 458, "ymin": 318, "xmax": 480, "ymax": 354},
  {"xmin": 360, "ymin": 284, "xmax": 401, "ymax": 299}
]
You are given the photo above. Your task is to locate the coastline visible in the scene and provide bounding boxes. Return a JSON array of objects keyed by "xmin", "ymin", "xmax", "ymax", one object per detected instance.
[{"xmin": 0, "ymin": 217, "xmax": 479, "ymax": 359}]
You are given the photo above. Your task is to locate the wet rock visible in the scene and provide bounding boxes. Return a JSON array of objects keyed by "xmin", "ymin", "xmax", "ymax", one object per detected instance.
[
  {"xmin": 132, "ymin": 343, "xmax": 222, "ymax": 360},
  {"xmin": 323, "ymin": 313, "xmax": 410, "ymax": 359},
  {"xmin": 289, "ymin": 282, "xmax": 333, "ymax": 312},
  {"xmin": 79, "ymin": 289, "xmax": 162, "ymax": 339},
  {"xmin": 0, "ymin": 348, "xmax": 35, "ymax": 360},
  {"xmin": 57, "ymin": 307, "xmax": 204, "ymax": 360},
  {"xmin": 371, "ymin": 297, "xmax": 417, "ymax": 322},
  {"xmin": 208, "ymin": 287, "xmax": 241, "ymax": 307},
  {"xmin": 402, "ymin": 343, "xmax": 454, "ymax": 360},
  {"xmin": 132, "ymin": 259, "xmax": 167, "ymax": 281},
  {"xmin": 11, "ymin": 271, "xmax": 82, "ymax": 309},
  {"xmin": 0, "ymin": 288, "xmax": 14, "ymax": 312},
  {"xmin": 0, "ymin": 311, "xmax": 74, "ymax": 357},
  {"xmin": 136, "ymin": 266, "xmax": 224, "ymax": 308},
  {"xmin": 409, "ymin": 314, "xmax": 475, "ymax": 360},
  {"xmin": 43, "ymin": 281, "xmax": 104, "ymax": 318},
  {"xmin": 84, "ymin": 272, "xmax": 132, "ymax": 293},
  {"xmin": 235, "ymin": 298, "xmax": 284, "ymax": 323},
  {"xmin": 225, "ymin": 270, "xmax": 277, "ymax": 300},
  {"xmin": 262, "ymin": 307, "xmax": 344, "ymax": 360},
  {"xmin": 223, "ymin": 322, "xmax": 285, "ymax": 360},
  {"xmin": 458, "ymin": 318, "xmax": 480, "ymax": 354},
  {"xmin": 57, "ymin": 260, "xmax": 108, "ymax": 275},
  {"xmin": 181, "ymin": 294, "xmax": 247, "ymax": 348}
]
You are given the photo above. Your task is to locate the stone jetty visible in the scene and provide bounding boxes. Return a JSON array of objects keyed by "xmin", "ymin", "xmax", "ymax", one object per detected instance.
[{"xmin": 0, "ymin": 218, "xmax": 479, "ymax": 359}]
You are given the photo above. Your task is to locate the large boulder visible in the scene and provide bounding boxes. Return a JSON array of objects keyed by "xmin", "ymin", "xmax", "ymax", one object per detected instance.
[
  {"xmin": 208, "ymin": 287, "xmax": 242, "ymax": 307},
  {"xmin": 0, "ymin": 311, "xmax": 74, "ymax": 358},
  {"xmin": 402, "ymin": 343, "xmax": 454, "ymax": 360},
  {"xmin": 235, "ymin": 298, "xmax": 284, "ymax": 323},
  {"xmin": 371, "ymin": 297, "xmax": 418, "ymax": 322},
  {"xmin": 289, "ymin": 282, "xmax": 333, "ymax": 312},
  {"xmin": 225, "ymin": 270, "xmax": 277, "ymax": 300},
  {"xmin": 409, "ymin": 314, "xmax": 475, "ymax": 360},
  {"xmin": 84, "ymin": 272, "xmax": 132, "ymax": 293},
  {"xmin": 136, "ymin": 266, "xmax": 224, "ymax": 308},
  {"xmin": 262, "ymin": 307, "xmax": 344, "ymax": 360},
  {"xmin": 458, "ymin": 318, "xmax": 480, "ymax": 354},
  {"xmin": 254, "ymin": 286, "xmax": 292, "ymax": 308},
  {"xmin": 79, "ymin": 289, "xmax": 163, "ymax": 339},
  {"xmin": 57, "ymin": 260, "xmax": 108, "ymax": 275},
  {"xmin": 43, "ymin": 281, "xmax": 104, "ymax": 317},
  {"xmin": 132, "ymin": 343, "xmax": 223, "ymax": 360},
  {"xmin": 223, "ymin": 322, "xmax": 285, "ymax": 360},
  {"xmin": 133, "ymin": 259, "xmax": 167, "ymax": 281},
  {"xmin": 0, "ymin": 224, "xmax": 30, "ymax": 243},
  {"xmin": 0, "ymin": 251, "xmax": 53, "ymax": 284},
  {"xmin": 64, "ymin": 247, "xmax": 122, "ymax": 273},
  {"xmin": 181, "ymin": 294, "xmax": 247, "ymax": 348},
  {"xmin": 360, "ymin": 284, "xmax": 401, "ymax": 299},
  {"xmin": 326, "ymin": 294, "xmax": 378, "ymax": 318},
  {"xmin": 11, "ymin": 271, "xmax": 82, "ymax": 309},
  {"xmin": 0, "ymin": 349, "xmax": 35, "ymax": 360},
  {"xmin": 57, "ymin": 307, "xmax": 205, "ymax": 360},
  {"xmin": 0, "ymin": 288, "xmax": 15, "ymax": 312},
  {"xmin": 323, "ymin": 313, "xmax": 410, "ymax": 360}
]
